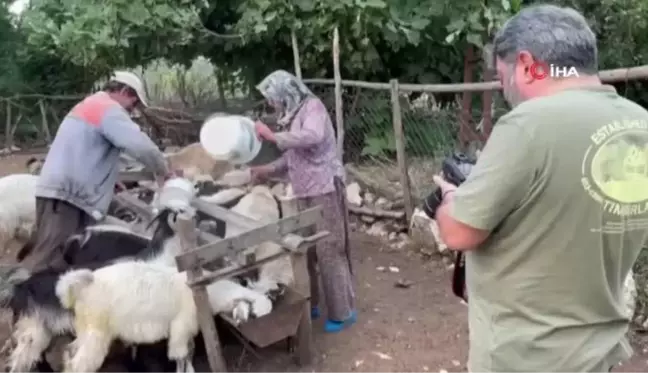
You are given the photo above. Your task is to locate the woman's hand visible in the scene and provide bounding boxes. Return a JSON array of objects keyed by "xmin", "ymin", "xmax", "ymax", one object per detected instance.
[
  {"xmin": 255, "ymin": 120, "xmax": 276, "ymax": 142},
  {"xmin": 250, "ymin": 165, "xmax": 273, "ymax": 183}
]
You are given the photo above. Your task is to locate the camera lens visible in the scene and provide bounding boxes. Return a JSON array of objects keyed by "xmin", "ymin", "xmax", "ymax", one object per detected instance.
[{"xmin": 422, "ymin": 186, "xmax": 443, "ymax": 219}]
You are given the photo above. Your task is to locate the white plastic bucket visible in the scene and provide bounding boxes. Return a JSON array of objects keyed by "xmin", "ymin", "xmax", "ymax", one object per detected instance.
[{"xmin": 199, "ymin": 115, "xmax": 262, "ymax": 165}]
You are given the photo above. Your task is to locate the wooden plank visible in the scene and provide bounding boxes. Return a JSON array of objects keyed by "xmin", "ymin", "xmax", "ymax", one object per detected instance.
[
  {"xmin": 188, "ymin": 231, "xmax": 329, "ymax": 287},
  {"xmin": 194, "ymin": 196, "xmax": 320, "ymax": 249},
  {"xmin": 102, "ymin": 215, "xmax": 132, "ymax": 228},
  {"xmin": 192, "ymin": 251, "xmax": 287, "ymax": 287},
  {"xmin": 291, "ymin": 242, "xmax": 313, "ymax": 365},
  {"xmin": 112, "ymin": 191, "xmax": 220, "ymax": 246},
  {"xmin": 114, "ymin": 192, "xmax": 153, "ymax": 220},
  {"xmin": 291, "ymin": 29, "xmax": 302, "ymax": 79},
  {"xmin": 175, "ymin": 206, "xmax": 323, "ymax": 271},
  {"xmin": 119, "ymin": 170, "xmax": 154, "ymax": 182},
  {"xmin": 302, "ymin": 64, "xmax": 648, "ymax": 93},
  {"xmin": 175, "ymin": 212, "xmax": 227, "ymax": 372},
  {"xmin": 390, "ymin": 79, "xmax": 413, "ymax": 224},
  {"xmin": 192, "ymin": 198, "xmax": 256, "ymax": 229}
]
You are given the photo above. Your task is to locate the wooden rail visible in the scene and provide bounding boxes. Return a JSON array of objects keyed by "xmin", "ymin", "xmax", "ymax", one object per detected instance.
[
  {"xmin": 113, "ymin": 172, "xmax": 321, "ymax": 370},
  {"xmin": 302, "ymin": 64, "xmax": 648, "ymax": 92},
  {"xmin": 174, "ymin": 206, "xmax": 324, "ymax": 271}
]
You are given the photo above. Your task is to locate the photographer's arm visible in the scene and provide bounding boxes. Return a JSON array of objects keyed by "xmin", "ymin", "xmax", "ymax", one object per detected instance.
[
  {"xmin": 435, "ymin": 116, "xmax": 536, "ymax": 250},
  {"xmin": 436, "ymin": 192, "xmax": 489, "ymax": 251}
]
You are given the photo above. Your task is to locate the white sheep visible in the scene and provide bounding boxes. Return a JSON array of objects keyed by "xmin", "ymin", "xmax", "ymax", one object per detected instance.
[
  {"xmin": 0, "ymin": 173, "xmax": 38, "ymax": 252},
  {"xmin": 55, "ymin": 261, "xmax": 198, "ymax": 373},
  {"xmin": 226, "ymin": 185, "xmax": 295, "ymax": 295}
]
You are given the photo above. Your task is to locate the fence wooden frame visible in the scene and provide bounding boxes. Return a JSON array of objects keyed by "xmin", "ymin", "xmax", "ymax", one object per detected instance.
[
  {"xmin": 114, "ymin": 172, "xmax": 327, "ymax": 371},
  {"xmin": 302, "ymin": 64, "xmax": 648, "ymax": 223},
  {"xmin": 303, "ymin": 64, "xmax": 648, "ymax": 92}
]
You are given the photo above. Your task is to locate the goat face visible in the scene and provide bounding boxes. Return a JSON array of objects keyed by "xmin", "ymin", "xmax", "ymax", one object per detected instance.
[
  {"xmin": 194, "ymin": 180, "xmax": 223, "ymax": 197},
  {"xmin": 148, "ymin": 206, "xmax": 197, "ymax": 249},
  {"xmin": 0, "ymin": 265, "xmax": 30, "ymax": 306},
  {"xmin": 25, "ymin": 158, "xmax": 44, "ymax": 175}
]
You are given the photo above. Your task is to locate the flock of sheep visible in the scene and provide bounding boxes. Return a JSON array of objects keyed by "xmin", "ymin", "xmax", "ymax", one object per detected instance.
[{"xmin": 0, "ymin": 142, "xmax": 297, "ymax": 372}]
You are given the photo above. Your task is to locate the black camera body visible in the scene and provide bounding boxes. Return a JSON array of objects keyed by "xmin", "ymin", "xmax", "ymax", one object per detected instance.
[
  {"xmin": 419, "ymin": 151, "xmax": 476, "ymax": 303},
  {"xmin": 421, "ymin": 152, "xmax": 477, "ymax": 219}
]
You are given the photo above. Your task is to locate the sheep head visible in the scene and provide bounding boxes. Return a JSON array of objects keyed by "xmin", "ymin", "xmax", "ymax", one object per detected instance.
[
  {"xmin": 25, "ymin": 157, "xmax": 44, "ymax": 175},
  {"xmin": 0, "ymin": 265, "xmax": 30, "ymax": 306}
]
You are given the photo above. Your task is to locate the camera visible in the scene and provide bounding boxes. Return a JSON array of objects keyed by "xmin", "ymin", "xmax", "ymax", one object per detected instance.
[
  {"xmin": 420, "ymin": 151, "xmax": 477, "ymax": 303},
  {"xmin": 421, "ymin": 151, "xmax": 477, "ymax": 219}
]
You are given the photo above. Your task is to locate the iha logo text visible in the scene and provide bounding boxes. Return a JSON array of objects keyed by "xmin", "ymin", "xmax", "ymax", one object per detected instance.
[{"xmin": 530, "ymin": 62, "xmax": 579, "ymax": 80}]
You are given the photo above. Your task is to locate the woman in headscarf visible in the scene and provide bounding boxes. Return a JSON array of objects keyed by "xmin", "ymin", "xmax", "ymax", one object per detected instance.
[{"xmin": 251, "ymin": 70, "xmax": 356, "ymax": 333}]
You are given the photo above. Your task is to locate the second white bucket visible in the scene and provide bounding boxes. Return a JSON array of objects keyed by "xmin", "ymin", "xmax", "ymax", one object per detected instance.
[{"xmin": 199, "ymin": 114, "xmax": 262, "ymax": 165}]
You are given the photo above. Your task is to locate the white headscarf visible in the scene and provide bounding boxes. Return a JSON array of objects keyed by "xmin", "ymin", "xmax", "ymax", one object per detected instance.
[{"xmin": 256, "ymin": 70, "xmax": 315, "ymax": 126}]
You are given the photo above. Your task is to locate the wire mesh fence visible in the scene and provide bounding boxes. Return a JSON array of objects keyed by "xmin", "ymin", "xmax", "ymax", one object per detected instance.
[
  {"xmin": 307, "ymin": 82, "xmax": 495, "ymax": 202},
  {"xmin": 309, "ymin": 84, "xmax": 404, "ymax": 198}
]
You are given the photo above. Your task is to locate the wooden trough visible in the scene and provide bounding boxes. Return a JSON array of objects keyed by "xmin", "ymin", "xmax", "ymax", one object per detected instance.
[{"xmin": 113, "ymin": 171, "xmax": 327, "ymax": 371}]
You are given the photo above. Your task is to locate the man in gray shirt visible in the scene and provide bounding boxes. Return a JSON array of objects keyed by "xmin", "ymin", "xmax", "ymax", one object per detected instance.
[{"xmin": 21, "ymin": 71, "xmax": 169, "ymax": 271}]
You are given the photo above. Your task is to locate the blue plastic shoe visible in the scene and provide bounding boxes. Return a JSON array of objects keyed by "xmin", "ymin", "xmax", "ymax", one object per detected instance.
[
  {"xmin": 324, "ymin": 310, "xmax": 357, "ymax": 333},
  {"xmin": 311, "ymin": 306, "xmax": 321, "ymax": 320}
]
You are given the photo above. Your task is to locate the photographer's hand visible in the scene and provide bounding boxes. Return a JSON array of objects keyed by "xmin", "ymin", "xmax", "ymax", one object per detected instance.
[{"xmin": 433, "ymin": 175, "xmax": 458, "ymax": 199}]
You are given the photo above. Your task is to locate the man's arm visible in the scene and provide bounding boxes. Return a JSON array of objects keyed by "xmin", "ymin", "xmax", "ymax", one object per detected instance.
[
  {"xmin": 99, "ymin": 107, "xmax": 169, "ymax": 177},
  {"xmin": 274, "ymin": 99, "xmax": 327, "ymax": 150},
  {"xmin": 436, "ymin": 114, "xmax": 536, "ymax": 250}
]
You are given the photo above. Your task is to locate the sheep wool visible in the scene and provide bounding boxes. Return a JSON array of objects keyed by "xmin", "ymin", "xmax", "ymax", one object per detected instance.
[
  {"xmin": 56, "ymin": 261, "xmax": 198, "ymax": 372},
  {"xmin": 0, "ymin": 174, "xmax": 38, "ymax": 250}
]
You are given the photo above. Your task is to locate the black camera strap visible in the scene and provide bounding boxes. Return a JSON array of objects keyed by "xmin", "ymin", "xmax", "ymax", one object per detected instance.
[{"xmin": 451, "ymin": 252, "xmax": 467, "ymax": 302}]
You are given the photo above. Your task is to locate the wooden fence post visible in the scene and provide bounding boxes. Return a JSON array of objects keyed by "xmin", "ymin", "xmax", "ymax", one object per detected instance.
[
  {"xmin": 333, "ymin": 27, "xmax": 344, "ymax": 159},
  {"xmin": 38, "ymin": 100, "xmax": 52, "ymax": 144},
  {"xmin": 389, "ymin": 79, "xmax": 413, "ymax": 224},
  {"xmin": 5, "ymin": 102, "xmax": 12, "ymax": 150},
  {"xmin": 176, "ymin": 212, "xmax": 227, "ymax": 372},
  {"xmin": 291, "ymin": 29, "xmax": 302, "ymax": 79}
]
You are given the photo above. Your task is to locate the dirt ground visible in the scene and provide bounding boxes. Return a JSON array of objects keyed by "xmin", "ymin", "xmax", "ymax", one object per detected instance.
[{"xmin": 0, "ymin": 152, "xmax": 647, "ymax": 372}]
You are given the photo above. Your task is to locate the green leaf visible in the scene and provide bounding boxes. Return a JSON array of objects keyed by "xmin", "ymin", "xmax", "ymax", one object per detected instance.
[
  {"xmin": 362, "ymin": 136, "xmax": 388, "ymax": 156},
  {"xmin": 403, "ymin": 29, "xmax": 420, "ymax": 46},
  {"xmin": 410, "ymin": 19, "xmax": 430, "ymax": 30},
  {"xmin": 446, "ymin": 19, "xmax": 466, "ymax": 33},
  {"xmin": 360, "ymin": 0, "xmax": 386, "ymax": 9},
  {"xmin": 501, "ymin": 0, "xmax": 511, "ymax": 12},
  {"xmin": 445, "ymin": 31, "xmax": 458, "ymax": 44},
  {"xmin": 296, "ymin": 0, "xmax": 315, "ymax": 12},
  {"xmin": 253, "ymin": 23, "xmax": 268, "ymax": 33},
  {"xmin": 466, "ymin": 32, "xmax": 483, "ymax": 47}
]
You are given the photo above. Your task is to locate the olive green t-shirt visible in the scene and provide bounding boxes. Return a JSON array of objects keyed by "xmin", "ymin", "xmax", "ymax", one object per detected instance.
[{"xmin": 450, "ymin": 85, "xmax": 648, "ymax": 372}]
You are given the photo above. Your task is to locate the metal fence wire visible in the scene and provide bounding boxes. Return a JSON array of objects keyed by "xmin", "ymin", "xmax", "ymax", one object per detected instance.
[{"xmin": 307, "ymin": 83, "xmax": 505, "ymax": 201}]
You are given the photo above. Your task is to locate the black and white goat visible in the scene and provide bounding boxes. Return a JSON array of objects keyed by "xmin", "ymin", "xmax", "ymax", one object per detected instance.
[
  {"xmin": 0, "ymin": 210, "xmax": 185, "ymax": 372},
  {"xmin": 51, "ymin": 203, "xmax": 276, "ymax": 372}
]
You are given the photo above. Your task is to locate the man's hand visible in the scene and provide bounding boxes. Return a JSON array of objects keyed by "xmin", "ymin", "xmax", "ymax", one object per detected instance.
[{"xmin": 433, "ymin": 174, "xmax": 458, "ymax": 198}]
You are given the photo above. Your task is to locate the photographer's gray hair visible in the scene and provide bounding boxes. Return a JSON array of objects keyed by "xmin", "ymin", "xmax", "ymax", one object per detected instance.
[{"xmin": 493, "ymin": 4, "xmax": 598, "ymax": 75}]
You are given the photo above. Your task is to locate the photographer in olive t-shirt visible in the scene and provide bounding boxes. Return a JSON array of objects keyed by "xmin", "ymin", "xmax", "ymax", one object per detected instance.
[{"xmin": 433, "ymin": 5, "xmax": 648, "ymax": 372}]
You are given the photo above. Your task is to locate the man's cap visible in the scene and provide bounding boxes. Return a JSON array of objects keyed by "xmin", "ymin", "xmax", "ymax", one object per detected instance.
[{"xmin": 109, "ymin": 71, "xmax": 149, "ymax": 107}]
